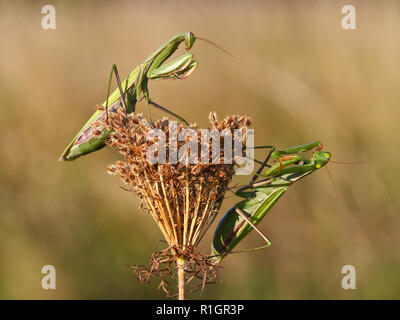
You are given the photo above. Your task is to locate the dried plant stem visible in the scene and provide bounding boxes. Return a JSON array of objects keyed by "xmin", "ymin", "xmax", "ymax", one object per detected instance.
[
  {"xmin": 192, "ymin": 195, "xmax": 214, "ymax": 245},
  {"xmin": 188, "ymin": 183, "xmax": 202, "ymax": 244},
  {"xmin": 171, "ymin": 184, "xmax": 183, "ymax": 244},
  {"xmin": 183, "ymin": 164, "xmax": 190, "ymax": 248},
  {"xmin": 159, "ymin": 171, "xmax": 178, "ymax": 244},
  {"xmin": 176, "ymin": 257, "xmax": 186, "ymax": 300}
]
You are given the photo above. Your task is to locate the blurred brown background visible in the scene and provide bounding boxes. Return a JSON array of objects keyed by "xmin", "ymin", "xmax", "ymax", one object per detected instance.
[{"xmin": 0, "ymin": 0, "xmax": 399, "ymax": 299}]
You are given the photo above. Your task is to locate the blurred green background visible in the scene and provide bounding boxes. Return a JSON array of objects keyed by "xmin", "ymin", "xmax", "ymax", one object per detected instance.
[{"xmin": 0, "ymin": 0, "xmax": 399, "ymax": 299}]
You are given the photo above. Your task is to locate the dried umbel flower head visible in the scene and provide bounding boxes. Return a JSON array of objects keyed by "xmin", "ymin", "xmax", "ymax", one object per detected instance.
[{"xmin": 99, "ymin": 109, "xmax": 251, "ymax": 296}]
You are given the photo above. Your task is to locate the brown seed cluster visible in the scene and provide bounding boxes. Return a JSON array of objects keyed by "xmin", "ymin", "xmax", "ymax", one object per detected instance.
[{"xmin": 98, "ymin": 108, "xmax": 251, "ymax": 253}]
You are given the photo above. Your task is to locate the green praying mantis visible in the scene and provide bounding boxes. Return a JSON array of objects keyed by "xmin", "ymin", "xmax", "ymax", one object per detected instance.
[
  {"xmin": 210, "ymin": 141, "xmax": 331, "ymax": 264},
  {"xmin": 59, "ymin": 32, "xmax": 229, "ymax": 161}
]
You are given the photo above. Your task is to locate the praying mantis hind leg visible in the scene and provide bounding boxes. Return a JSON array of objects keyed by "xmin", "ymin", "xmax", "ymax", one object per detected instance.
[
  {"xmin": 105, "ymin": 64, "xmax": 135, "ymax": 123},
  {"xmin": 234, "ymin": 208, "xmax": 271, "ymax": 246},
  {"xmin": 224, "ymin": 146, "xmax": 277, "ymax": 247},
  {"xmin": 245, "ymin": 145, "xmax": 276, "ymax": 186},
  {"xmin": 107, "ymin": 64, "xmax": 139, "ymax": 128},
  {"xmin": 233, "ymin": 145, "xmax": 276, "ymax": 194}
]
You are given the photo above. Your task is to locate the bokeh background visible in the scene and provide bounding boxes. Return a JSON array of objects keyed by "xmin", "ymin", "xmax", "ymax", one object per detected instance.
[{"xmin": 0, "ymin": 0, "xmax": 399, "ymax": 299}]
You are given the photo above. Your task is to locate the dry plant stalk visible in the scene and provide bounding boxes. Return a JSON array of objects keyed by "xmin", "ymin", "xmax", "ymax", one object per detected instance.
[{"xmin": 96, "ymin": 108, "xmax": 251, "ymax": 299}]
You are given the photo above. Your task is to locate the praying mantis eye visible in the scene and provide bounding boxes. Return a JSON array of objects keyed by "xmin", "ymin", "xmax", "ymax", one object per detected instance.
[
  {"xmin": 185, "ymin": 32, "xmax": 196, "ymax": 50},
  {"xmin": 325, "ymin": 152, "xmax": 331, "ymax": 159}
]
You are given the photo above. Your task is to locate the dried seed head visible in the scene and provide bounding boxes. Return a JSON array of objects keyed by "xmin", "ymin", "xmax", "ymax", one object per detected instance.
[{"xmin": 102, "ymin": 111, "xmax": 251, "ymax": 250}]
